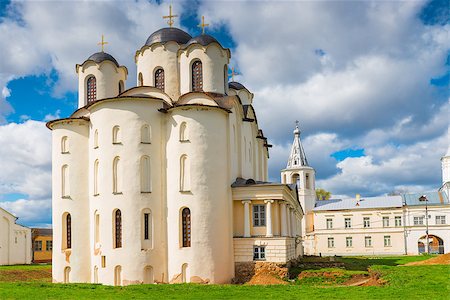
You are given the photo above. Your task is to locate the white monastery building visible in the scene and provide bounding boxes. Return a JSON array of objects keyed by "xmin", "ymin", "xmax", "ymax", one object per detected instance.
[
  {"xmin": 0, "ymin": 207, "xmax": 32, "ymax": 265},
  {"xmin": 47, "ymin": 24, "xmax": 304, "ymax": 285},
  {"xmin": 301, "ymin": 139, "xmax": 450, "ymax": 257}
]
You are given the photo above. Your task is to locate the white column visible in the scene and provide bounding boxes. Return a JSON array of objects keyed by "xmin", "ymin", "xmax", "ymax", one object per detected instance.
[
  {"xmin": 242, "ymin": 200, "xmax": 251, "ymax": 238},
  {"xmin": 290, "ymin": 209, "xmax": 296, "ymax": 237},
  {"xmin": 286, "ymin": 205, "xmax": 291, "ymax": 237},
  {"xmin": 280, "ymin": 202, "xmax": 287, "ymax": 236},
  {"xmin": 292, "ymin": 211, "xmax": 297, "ymax": 237},
  {"xmin": 264, "ymin": 200, "xmax": 274, "ymax": 237}
]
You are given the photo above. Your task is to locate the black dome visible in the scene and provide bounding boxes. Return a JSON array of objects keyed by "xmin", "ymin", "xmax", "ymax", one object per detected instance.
[
  {"xmin": 145, "ymin": 27, "xmax": 192, "ymax": 46},
  {"xmin": 229, "ymin": 82, "xmax": 247, "ymax": 90},
  {"xmin": 87, "ymin": 52, "xmax": 119, "ymax": 67},
  {"xmin": 186, "ymin": 34, "xmax": 221, "ymax": 47}
]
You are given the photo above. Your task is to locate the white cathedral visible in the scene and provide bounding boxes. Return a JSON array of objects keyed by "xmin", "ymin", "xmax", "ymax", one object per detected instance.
[{"xmin": 47, "ymin": 24, "xmax": 308, "ymax": 285}]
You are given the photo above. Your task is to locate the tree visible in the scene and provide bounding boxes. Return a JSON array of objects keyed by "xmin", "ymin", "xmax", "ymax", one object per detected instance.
[{"xmin": 316, "ymin": 188, "xmax": 331, "ymax": 200}]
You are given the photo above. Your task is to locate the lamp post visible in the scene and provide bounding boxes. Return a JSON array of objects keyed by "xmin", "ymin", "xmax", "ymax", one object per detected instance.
[{"xmin": 419, "ymin": 195, "xmax": 429, "ymax": 254}]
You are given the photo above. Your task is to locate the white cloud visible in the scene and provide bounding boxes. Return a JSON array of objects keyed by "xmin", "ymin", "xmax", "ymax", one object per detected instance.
[
  {"xmin": 0, "ymin": 120, "xmax": 51, "ymax": 198},
  {"xmin": 0, "ymin": 199, "xmax": 51, "ymax": 228}
]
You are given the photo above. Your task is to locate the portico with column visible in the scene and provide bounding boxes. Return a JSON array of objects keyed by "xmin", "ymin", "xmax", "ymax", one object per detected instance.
[{"xmin": 232, "ymin": 179, "xmax": 304, "ymax": 263}]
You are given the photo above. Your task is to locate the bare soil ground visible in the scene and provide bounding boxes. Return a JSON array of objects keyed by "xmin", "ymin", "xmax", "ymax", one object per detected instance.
[
  {"xmin": 0, "ymin": 267, "xmax": 52, "ymax": 282},
  {"xmin": 245, "ymin": 271, "xmax": 288, "ymax": 285},
  {"xmin": 403, "ymin": 253, "xmax": 450, "ymax": 266}
]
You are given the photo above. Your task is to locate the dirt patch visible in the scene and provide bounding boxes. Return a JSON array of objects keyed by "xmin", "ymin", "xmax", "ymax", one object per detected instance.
[
  {"xmin": 245, "ymin": 272, "xmax": 288, "ymax": 285},
  {"xmin": 0, "ymin": 268, "xmax": 52, "ymax": 282},
  {"xmin": 404, "ymin": 253, "xmax": 450, "ymax": 266},
  {"xmin": 234, "ymin": 262, "xmax": 289, "ymax": 285}
]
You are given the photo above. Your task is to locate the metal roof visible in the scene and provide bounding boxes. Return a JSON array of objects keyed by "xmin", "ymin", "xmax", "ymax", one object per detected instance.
[
  {"xmin": 87, "ymin": 52, "xmax": 119, "ymax": 67},
  {"xmin": 186, "ymin": 34, "xmax": 220, "ymax": 47},
  {"xmin": 229, "ymin": 82, "xmax": 247, "ymax": 90},
  {"xmin": 314, "ymin": 195, "xmax": 403, "ymax": 211},
  {"xmin": 145, "ymin": 27, "xmax": 192, "ymax": 46},
  {"xmin": 402, "ymin": 191, "xmax": 449, "ymax": 206}
]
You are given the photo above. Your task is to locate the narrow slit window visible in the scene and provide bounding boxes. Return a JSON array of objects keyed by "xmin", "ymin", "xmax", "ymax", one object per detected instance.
[
  {"xmin": 87, "ymin": 76, "xmax": 97, "ymax": 103},
  {"xmin": 114, "ymin": 209, "xmax": 122, "ymax": 248},
  {"xmin": 154, "ymin": 68, "xmax": 165, "ymax": 91},
  {"xmin": 191, "ymin": 60, "xmax": 203, "ymax": 92},
  {"xmin": 182, "ymin": 208, "xmax": 191, "ymax": 247}
]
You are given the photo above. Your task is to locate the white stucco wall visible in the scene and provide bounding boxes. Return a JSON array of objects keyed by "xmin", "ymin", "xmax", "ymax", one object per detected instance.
[{"xmin": 0, "ymin": 208, "xmax": 31, "ymax": 265}]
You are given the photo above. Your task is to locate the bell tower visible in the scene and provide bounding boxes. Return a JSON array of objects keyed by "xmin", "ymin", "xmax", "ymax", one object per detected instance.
[{"xmin": 281, "ymin": 122, "xmax": 316, "ymax": 237}]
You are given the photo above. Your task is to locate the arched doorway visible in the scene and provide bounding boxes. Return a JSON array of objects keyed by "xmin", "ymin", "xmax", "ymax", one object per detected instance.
[{"xmin": 418, "ymin": 235, "xmax": 444, "ymax": 254}]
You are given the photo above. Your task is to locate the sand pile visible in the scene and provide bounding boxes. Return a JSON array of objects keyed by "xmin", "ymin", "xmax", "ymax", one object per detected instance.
[{"xmin": 404, "ymin": 253, "xmax": 450, "ymax": 266}]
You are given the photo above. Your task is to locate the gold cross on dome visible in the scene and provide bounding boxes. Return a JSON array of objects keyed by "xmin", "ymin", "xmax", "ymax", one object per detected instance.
[
  {"xmin": 230, "ymin": 67, "xmax": 239, "ymax": 81},
  {"xmin": 198, "ymin": 16, "xmax": 209, "ymax": 34},
  {"xmin": 98, "ymin": 34, "xmax": 108, "ymax": 52},
  {"xmin": 163, "ymin": 5, "xmax": 178, "ymax": 27}
]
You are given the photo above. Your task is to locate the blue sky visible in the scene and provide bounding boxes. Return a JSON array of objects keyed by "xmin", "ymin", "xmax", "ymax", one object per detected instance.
[{"xmin": 0, "ymin": 0, "xmax": 448, "ymax": 227}]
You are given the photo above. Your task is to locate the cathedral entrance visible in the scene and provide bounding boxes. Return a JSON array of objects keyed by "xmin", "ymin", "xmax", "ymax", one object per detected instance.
[{"xmin": 418, "ymin": 235, "xmax": 444, "ymax": 254}]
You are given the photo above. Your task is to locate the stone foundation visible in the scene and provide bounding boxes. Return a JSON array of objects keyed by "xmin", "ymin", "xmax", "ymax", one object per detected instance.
[{"xmin": 233, "ymin": 261, "xmax": 289, "ymax": 284}]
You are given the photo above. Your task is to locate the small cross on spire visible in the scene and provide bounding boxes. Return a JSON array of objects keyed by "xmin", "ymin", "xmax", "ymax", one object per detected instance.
[
  {"xmin": 98, "ymin": 34, "xmax": 108, "ymax": 52},
  {"xmin": 198, "ymin": 16, "xmax": 209, "ymax": 34},
  {"xmin": 295, "ymin": 120, "xmax": 299, "ymax": 127},
  {"xmin": 163, "ymin": 5, "xmax": 178, "ymax": 27}
]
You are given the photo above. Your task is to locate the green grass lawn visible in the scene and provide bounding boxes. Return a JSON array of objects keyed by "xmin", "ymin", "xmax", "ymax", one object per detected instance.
[{"xmin": 0, "ymin": 256, "xmax": 448, "ymax": 299}]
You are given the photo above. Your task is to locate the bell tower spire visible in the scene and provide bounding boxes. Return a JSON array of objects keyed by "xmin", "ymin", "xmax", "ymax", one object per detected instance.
[{"xmin": 287, "ymin": 121, "xmax": 309, "ymax": 168}]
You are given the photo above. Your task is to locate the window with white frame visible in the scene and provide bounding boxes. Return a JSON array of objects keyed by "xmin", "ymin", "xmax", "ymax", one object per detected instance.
[
  {"xmin": 414, "ymin": 216, "xmax": 424, "ymax": 225},
  {"xmin": 346, "ymin": 237, "xmax": 353, "ymax": 248},
  {"xmin": 253, "ymin": 246, "xmax": 265, "ymax": 260},
  {"xmin": 326, "ymin": 218, "xmax": 333, "ymax": 229},
  {"xmin": 384, "ymin": 235, "xmax": 391, "ymax": 247},
  {"xmin": 436, "ymin": 215, "xmax": 446, "ymax": 225},
  {"xmin": 253, "ymin": 205, "xmax": 266, "ymax": 227},
  {"xmin": 395, "ymin": 216, "xmax": 402, "ymax": 227},
  {"xmin": 327, "ymin": 237, "xmax": 334, "ymax": 248},
  {"xmin": 365, "ymin": 236, "xmax": 372, "ymax": 247},
  {"xmin": 382, "ymin": 216, "xmax": 390, "ymax": 227},
  {"xmin": 344, "ymin": 218, "xmax": 352, "ymax": 228},
  {"xmin": 363, "ymin": 217, "xmax": 370, "ymax": 228},
  {"xmin": 34, "ymin": 240, "xmax": 42, "ymax": 251}
]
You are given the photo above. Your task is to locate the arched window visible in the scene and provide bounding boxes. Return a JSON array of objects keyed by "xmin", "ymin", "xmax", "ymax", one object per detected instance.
[
  {"xmin": 143, "ymin": 266, "xmax": 154, "ymax": 284},
  {"xmin": 118, "ymin": 80, "xmax": 124, "ymax": 94},
  {"xmin": 114, "ymin": 209, "xmax": 122, "ymax": 248},
  {"xmin": 191, "ymin": 60, "xmax": 203, "ymax": 92},
  {"xmin": 224, "ymin": 65, "xmax": 228, "ymax": 92},
  {"xmin": 141, "ymin": 209, "xmax": 152, "ymax": 250},
  {"xmin": 112, "ymin": 126, "xmax": 121, "ymax": 144},
  {"xmin": 141, "ymin": 124, "xmax": 151, "ymax": 144},
  {"xmin": 113, "ymin": 157, "xmax": 121, "ymax": 194},
  {"xmin": 138, "ymin": 73, "xmax": 143, "ymax": 86},
  {"xmin": 61, "ymin": 136, "xmax": 69, "ymax": 153},
  {"xmin": 179, "ymin": 122, "xmax": 188, "ymax": 142},
  {"xmin": 62, "ymin": 165, "xmax": 69, "ymax": 198},
  {"xmin": 140, "ymin": 156, "xmax": 151, "ymax": 193},
  {"xmin": 182, "ymin": 208, "xmax": 191, "ymax": 247},
  {"xmin": 87, "ymin": 76, "xmax": 97, "ymax": 103},
  {"xmin": 154, "ymin": 68, "xmax": 165, "ymax": 91},
  {"xmin": 181, "ymin": 263, "xmax": 188, "ymax": 283},
  {"xmin": 63, "ymin": 213, "xmax": 71, "ymax": 249},
  {"xmin": 94, "ymin": 211, "xmax": 100, "ymax": 245},
  {"xmin": 93, "ymin": 266, "xmax": 99, "ymax": 284},
  {"xmin": 94, "ymin": 129, "xmax": 99, "ymax": 148},
  {"xmin": 179, "ymin": 155, "xmax": 190, "ymax": 192},
  {"xmin": 114, "ymin": 265, "xmax": 122, "ymax": 286},
  {"xmin": 292, "ymin": 173, "xmax": 300, "ymax": 186},
  {"xmin": 64, "ymin": 266, "xmax": 71, "ymax": 283},
  {"xmin": 94, "ymin": 160, "xmax": 99, "ymax": 196},
  {"xmin": 305, "ymin": 173, "xmax": 310, "ymax": 189}
]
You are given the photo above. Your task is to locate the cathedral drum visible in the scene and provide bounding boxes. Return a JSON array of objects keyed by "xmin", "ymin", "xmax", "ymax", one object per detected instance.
[
  {"xmin": 50, "ymin": 120, "xmax": 91, "ymax": 283},
  {"xmin": 87, "ymin": 99, "xmax": 166, "ymax": 286},
  {"xmin": 166, "ymin": 107, "xmax": 234, "ymax": 284}
]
